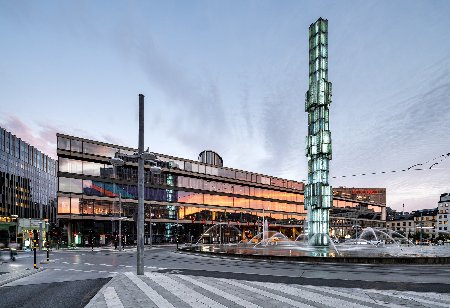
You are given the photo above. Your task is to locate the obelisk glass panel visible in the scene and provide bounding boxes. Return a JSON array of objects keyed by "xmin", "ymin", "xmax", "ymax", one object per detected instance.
[{"xmin": 305, "ymin": 18, "xmax": 332, "ymax": 246}]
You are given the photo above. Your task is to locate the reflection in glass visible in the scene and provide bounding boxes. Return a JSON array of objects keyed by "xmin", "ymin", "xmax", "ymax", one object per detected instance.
[
  {"xmin": 57, "ymin": 197, "xmax": 70, "ymax": 213},
  {"xmin": 57, "ymin": 137, "xmax": 70, "ymax": 150}
]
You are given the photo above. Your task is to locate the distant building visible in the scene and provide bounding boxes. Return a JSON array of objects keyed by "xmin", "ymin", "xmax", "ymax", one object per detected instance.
[
  {"xmin": 414, "ymin": 208, "xmax": 438, "ymax": 240},
  {"xmin": 0, "ymin": 126, "xmax": 57, "ymax": 246},
  {"xmin": 437, "ymin": 193, "xmax": 450, "ymax": 235},
  {"xmin": 386, "ymin": 212, "xmax": 415, "ymax": 237},
  {"xmin": 333, "ymin": 187, "xmax": 386, "ymax": 205}
]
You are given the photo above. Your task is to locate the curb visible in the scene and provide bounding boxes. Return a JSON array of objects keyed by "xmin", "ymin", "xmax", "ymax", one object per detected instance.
[
  {"xmin": 84, "ymin": 273, "xmax": 120, "ymax": 308},
  {"xmin": 178, "ymin": 248, "xmax": 450, "ymax": 265},
  {"xmin": 0, "ymin": 268, "xmax": 45, "ymax": 287}
]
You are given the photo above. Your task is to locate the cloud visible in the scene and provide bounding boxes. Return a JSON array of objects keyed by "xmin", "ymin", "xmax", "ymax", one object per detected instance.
[{"xmin": 1, "ymin": 115, "xmax": 59, "ymax": 159}]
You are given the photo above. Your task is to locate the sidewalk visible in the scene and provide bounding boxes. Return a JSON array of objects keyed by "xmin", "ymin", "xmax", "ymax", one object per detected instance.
[
  {"xmin": 57, "ymin": 244, "xmax": 174, "ymax": 253},
  {"xmin": 85, "ymin": 270, "xmax": 450, "ymax": 308},
  {"xmin": 0, "ymin": 268, "xmax": 45, "ymax": 287}
]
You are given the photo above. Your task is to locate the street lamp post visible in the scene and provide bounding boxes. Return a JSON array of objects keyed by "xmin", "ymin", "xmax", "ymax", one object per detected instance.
[
  {"xmin": 137, "ymin": 94, "xmax": 146, "ymax": 275},
  {"xmin": 109, "ymin": 94, "xmax": 161, "ymax": 275}
]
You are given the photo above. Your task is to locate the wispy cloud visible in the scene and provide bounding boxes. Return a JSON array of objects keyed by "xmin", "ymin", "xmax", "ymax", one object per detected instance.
[{"xmin": 1, "ymin": 115, "xmax": 59, "ymax": 159}]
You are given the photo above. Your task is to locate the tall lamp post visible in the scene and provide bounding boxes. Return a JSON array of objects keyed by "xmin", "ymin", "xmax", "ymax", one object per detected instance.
[{"xmin": 110, "ymin": 94, "xmax": 161, "ymax": 275}]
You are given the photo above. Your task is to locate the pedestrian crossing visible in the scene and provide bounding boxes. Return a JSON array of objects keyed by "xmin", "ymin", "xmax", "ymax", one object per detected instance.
[{"xmin": 86, "ymin": 271, "xmax": 450, "ymax": 308}]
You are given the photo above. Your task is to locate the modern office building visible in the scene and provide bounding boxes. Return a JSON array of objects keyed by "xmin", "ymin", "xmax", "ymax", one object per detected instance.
[
  {"xmin": 56, "ymin": 133, "xmax": 386, "ymax": 246},
  {"xmin": 0, "ymin": 126, "xmax": 57, "ymax": 246},
  {"xmin": 437, "ymin": 193, "xmax": 449, "ymax": 234}
]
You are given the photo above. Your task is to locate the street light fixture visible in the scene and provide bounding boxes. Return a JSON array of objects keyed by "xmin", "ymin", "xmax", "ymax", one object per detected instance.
[{"xmin": 110, "ymin": 149, "xmax": 161, "ymax": 255}]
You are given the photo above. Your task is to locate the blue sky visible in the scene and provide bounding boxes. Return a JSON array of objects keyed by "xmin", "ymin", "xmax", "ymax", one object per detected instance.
[{"xmin": 1, "ymin": 1, "xmax": 449, "ymax": 211}]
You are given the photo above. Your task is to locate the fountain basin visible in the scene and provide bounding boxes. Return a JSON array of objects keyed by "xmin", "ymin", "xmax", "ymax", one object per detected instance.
[{"xmin": 180, "ymin": 244, "xmax": 450, "ymax": 264}]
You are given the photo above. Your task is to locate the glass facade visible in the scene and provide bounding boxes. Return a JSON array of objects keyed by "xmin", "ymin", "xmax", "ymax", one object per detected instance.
[
  {"xmin": 56, "ymin": 133, "xmax": 385, "ymax": 246},
  {"xmin": 0, "ymin": 126, "xmax": 57, "ymax": 221}
]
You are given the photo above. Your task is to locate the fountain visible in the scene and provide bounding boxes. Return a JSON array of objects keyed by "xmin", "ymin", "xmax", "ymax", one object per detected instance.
[
  {"xmin": 195, "ymin": 223, "xmax": 242, "ymax": 245},
  {"xmin": 179, "ymin": 18, "xmax": 450, "ymax": 264},
  {"xmin": 343, "ymin": 227, "xmax": 415, "ymax": 247}
]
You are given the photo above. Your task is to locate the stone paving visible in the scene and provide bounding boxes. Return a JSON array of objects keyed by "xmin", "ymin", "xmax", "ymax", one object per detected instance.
[
  {"xmin": 86, "ymin": 271, "xmax": 450, "ymax": 308},
  {"xmin": 0, "ymin": 267, "xmax": 45, "ymax": 287}
]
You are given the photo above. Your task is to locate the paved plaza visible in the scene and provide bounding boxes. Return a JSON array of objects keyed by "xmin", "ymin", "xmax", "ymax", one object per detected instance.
[
  {"xmin": 87, "ymin": 271, "xmax": 450, "ymax": 308},
  {"xmin": 1, "ymin": 246, "xmax": 450, "ymax": 307}
]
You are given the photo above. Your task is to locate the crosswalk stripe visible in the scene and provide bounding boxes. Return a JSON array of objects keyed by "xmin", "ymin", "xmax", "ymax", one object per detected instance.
[
  {"xmin": 217, "ymin": 278, "xmax": 314, "ymax": 308},
  {"xmin": 176, "ymin": 274, "xmax": 262, "ymax": 308},
  {"xmin": 103, "ymin": 287, "xmax": 124, "ymax": 308},
  {"xmin": 364, "ymin": 289, "xmax": 450, "ymax": 308},
  {"xmin": 249, "ymin": 281, "xmax": 373, "ymax": 308},
  {"xmin": 145, "ymin": 272, "xmax": 227, "ymax": 308},
  {"xmin": 403, "ymin": 291, "xmax": 450, "ymax": 303},
  {"xmin": 124, "ymin": 272, "xmax": 175, "ymax": 307},
  {"xmin": 301, "ymin": 285, "xmax": 396, "ymax": 307}
]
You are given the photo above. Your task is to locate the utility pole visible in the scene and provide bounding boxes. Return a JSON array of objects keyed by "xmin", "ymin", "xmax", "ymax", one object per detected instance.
[{"xmin": 137, "ymin": 94, "xmax": 145, "ymax": 275}]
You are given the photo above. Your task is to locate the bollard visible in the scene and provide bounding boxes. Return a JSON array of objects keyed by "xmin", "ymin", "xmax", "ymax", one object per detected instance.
[
  {"xmin": 46, "ymin": 247, "xmax": 49, "ymax": 262},
  {"xmin": 33, "ymin": 247, "xmax": 37, "ymax": 269}
]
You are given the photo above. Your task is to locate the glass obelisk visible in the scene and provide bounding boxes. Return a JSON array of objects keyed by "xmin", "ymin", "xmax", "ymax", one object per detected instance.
[{"xmin": 305, "ymin": 18, "xmax": 332, "ymax": 246}]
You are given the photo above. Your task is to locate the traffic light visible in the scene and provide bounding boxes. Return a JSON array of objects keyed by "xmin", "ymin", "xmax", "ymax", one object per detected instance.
[{"xmin": 33, "ymin": 230, "xmax": 38, "ymax": 243}]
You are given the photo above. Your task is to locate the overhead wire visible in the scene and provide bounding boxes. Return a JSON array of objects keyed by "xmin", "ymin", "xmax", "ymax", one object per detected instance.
[{"xmin": 301, "ymin": 152, "xmax": 450, "ymax": 182}]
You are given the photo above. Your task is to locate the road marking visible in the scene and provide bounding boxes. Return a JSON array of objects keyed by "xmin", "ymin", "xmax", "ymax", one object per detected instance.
[
  {"xmin": 103, "ymin": 286, "xmax": 124, "ymax": 308},
  {"xmin": 84, "ymin": 262, "xmax": 94, "ymax": 265},
  {"xmin": 62, "ymin": 261, "xmax": 69, "ymax": 264},
  {"xmin": 110, "ymin": 272, "xmax": 119, "ymax": 274},
  {"xmin": 99, "ymin": 270, "xmax": 107, "ymax": 273},
  {"xmin": 146, "ymin": 272, "xmax": 227, "ymax": 308},
  {"xmin": 301, "ymin": 285, "xmax": 396, "ymax": 307},
  {"xmin": 249, "ymin": 281, "xmax": 372, "ymax": 308},
  {"xmin": 364, "ymin": 289, "xmax": 450, "ymax": 308},
  {"xmin": 125, "ymin": 265, "xmax": 132, "ymax": 268},
  {"xmin": 218, "ymin": 278, "xmax": 314, "ymax": 308},
  {"xmin": 74, "ymin": 269, "xmax": 82, "ymax": 272},
  {"xmin": 177, "ymin": 274, "xmax": 261, "ymax": 308},
  {"xmin": 72, "ymin": 263, "xmax": 79, "ymax": 265},
  {"xmin": 124, "ymin": 272, "xmax": 175, "ymax": 307}
]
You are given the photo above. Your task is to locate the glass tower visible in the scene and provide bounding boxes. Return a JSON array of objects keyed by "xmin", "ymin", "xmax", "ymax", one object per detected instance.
[{"xmin": 305, "ymin": 18, "xmax": 332, "ymax": 246}]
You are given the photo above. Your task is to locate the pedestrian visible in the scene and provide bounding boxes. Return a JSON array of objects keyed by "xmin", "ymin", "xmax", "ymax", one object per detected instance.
[{"xmin": 114, "ymin": 237, "xmax": 118, "ymax": 250}]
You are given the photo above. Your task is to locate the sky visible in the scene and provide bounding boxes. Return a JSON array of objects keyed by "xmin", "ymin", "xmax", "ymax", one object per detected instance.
[{"xmin": 1, "ymin": 0, "xmax": 449, "ymax": 212}]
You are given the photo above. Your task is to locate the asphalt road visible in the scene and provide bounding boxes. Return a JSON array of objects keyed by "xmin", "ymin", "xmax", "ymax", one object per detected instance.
[
  {"xmin": 0, "ymin": 277, "xmax": 110, "ymax": 308},
  {"xmin": 0, "ymin": 245, "xmax": 449, "ymax": 307}
]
